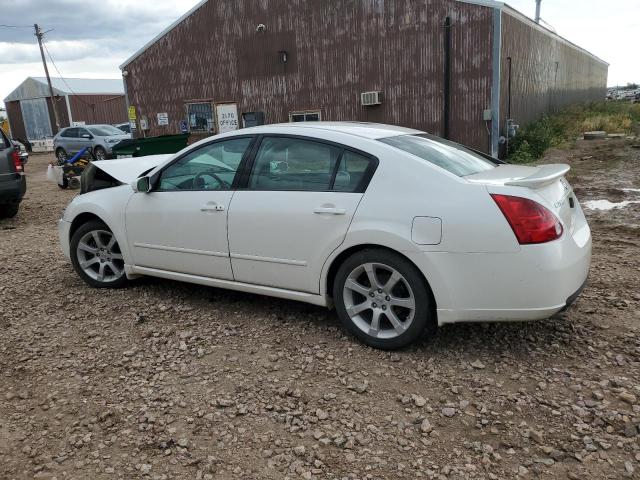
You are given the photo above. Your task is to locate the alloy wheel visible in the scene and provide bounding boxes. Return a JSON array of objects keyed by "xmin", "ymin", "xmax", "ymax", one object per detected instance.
[
  {"xmin": 76, "ymin": 229, "xmax": 124, "ymax": 283},
  {"xmin": 342, "ymin": 262, "xmax": 416, "ymax": 340}
]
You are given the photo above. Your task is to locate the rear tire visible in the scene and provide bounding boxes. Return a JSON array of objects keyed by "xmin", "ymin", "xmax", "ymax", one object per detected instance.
[
  {"xmin": 70, "ymin": 220, "xmax": 128, "ymax": 288},
  {"xmin": 0, "ymin": 203, "xmax": 19, "ymax": 219},
  {"xmin": 333, "ymin": 249, "xmax": 436, "ymax": 350}
]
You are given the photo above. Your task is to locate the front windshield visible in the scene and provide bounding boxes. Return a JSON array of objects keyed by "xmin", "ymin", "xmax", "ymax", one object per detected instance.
[
  {"xmin": 379, "ymin": 134, "xmax": 496, "ymax": 177},
  {"xmin": 88, "ymin": 125, "xmax": 125, "ymax": 136}
]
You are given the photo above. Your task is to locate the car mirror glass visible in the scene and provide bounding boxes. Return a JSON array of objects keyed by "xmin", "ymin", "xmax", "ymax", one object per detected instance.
[{"xmin": 132, "ymin": 176, "xmax": 151, "ymax": 193}]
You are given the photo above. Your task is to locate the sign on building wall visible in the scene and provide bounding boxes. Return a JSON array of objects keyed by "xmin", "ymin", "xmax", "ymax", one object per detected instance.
[
  {"xmin": 215, "ymin": 103, "xmax": 239, "ymax": 133},
  {"xmin": 157, "ymin": 112, "xmax": 169, "ymax": 126},
  {"xmin": 128, "ymin": 106, "xmax": 137, "ymax": 130}
]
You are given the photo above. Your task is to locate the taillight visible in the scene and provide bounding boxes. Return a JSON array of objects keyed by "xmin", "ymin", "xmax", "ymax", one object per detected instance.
[
  {"xmin": 491, "ymin": 194, "xmax": 563, "ymax": 245},
  {"xmin": 11, "ymin": 150, "xmax": 22, "ymax": 172}
]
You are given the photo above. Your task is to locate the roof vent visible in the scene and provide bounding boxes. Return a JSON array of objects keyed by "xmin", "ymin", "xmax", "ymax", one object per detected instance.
[{"xmin": 361, "ymin": 91, "xmax": 383, "ymax": 106}]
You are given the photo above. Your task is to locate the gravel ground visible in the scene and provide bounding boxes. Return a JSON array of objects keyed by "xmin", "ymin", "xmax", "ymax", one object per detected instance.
[{"xmin": 0, "ymin": 140, "xmax": 639, "ymax": 480}]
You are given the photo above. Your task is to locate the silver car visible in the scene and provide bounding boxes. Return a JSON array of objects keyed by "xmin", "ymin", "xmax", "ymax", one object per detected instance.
[{"xmin": 54, "ymin": 124, "xmax": 131, "ymax": 161}]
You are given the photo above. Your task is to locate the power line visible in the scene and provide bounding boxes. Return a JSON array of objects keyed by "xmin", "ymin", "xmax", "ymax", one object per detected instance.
[
  {"xmin": 0, "ymin": 24, "xmax": 33, "ymax": 28},
  {"xmin": 41, "ymin": 41, "xmax": 93, "ymax": 107}
]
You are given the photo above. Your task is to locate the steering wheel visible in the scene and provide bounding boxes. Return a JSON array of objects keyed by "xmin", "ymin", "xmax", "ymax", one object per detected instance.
[{"xmin": 193, "ymin": 170, "xmax": 231, "ymax": 190}]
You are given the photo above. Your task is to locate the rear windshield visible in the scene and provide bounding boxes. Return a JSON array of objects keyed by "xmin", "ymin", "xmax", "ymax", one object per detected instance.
[
  {"xmin": 379, "ymin": 134, "xmax": 496, "ymax": 177},
  {"xmin": 88, "ymin": 125, "xmax": 124, "ymax": 136}
]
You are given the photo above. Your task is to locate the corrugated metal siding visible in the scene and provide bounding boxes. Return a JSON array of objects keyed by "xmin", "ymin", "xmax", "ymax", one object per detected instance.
[
  {"xmin": 20, "ymin": 98, "xmax": 52, "ymax": 140},
  {"xmin": 69, "ymin": 95, "xmax": 127, "ymax": 125},
  {"xmin": 499, "ymin": 10, "xmax": 608, "ymax": 132},
  {"xmin": 5, "ymin": 101, "xmax": 26, "ymax": 141},
  {"xmin": 125, "ymin": 0, "xmax": 494, "ymax": 150}
]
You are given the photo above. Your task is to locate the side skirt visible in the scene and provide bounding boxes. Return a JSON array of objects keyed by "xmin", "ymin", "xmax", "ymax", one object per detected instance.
[{"xmin": 125, "ymin": 265, "xmax": 329, "ymax": 307}]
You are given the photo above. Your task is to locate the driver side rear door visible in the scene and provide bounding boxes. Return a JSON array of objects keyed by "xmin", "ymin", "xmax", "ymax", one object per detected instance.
[{"xmin": 124, "ymin": 136, "xmax": 255, "ymax": 279}]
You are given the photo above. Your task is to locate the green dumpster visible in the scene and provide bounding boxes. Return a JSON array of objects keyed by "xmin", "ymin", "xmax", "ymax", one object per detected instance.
[{"xmin": 111, "ymin": 134, "xmax": 189, "ymax": 158}]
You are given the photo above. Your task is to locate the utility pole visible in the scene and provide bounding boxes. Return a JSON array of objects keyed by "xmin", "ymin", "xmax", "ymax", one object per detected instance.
[
  {"xmin": 535, "ymin": 0, "xmax": 542, "ymax": 23},
  {"xmin": 34, "ymin": 23, "xmax": 60, "ymax": 133}
]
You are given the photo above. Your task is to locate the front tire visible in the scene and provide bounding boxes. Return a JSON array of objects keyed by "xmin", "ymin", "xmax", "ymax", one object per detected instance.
[
  {"xmin": 94, "ymin": 146, "xmax": 107, "ymax": 160},
  {"xmin": 70, "ymin": 220, "xmax": 127, "ymax": 288},
  {"xmin": 55, "ymin": 148, "xmax": 67, "ymax": 164},
  {"xmin": 333, "ymin": 249, "xmax": 436, "ymax": 350}
]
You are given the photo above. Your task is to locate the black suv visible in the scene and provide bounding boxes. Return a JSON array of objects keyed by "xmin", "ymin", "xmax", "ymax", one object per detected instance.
[{"xmin": 0, "ymin": 128, "xmax": 26, "ymax": 218}]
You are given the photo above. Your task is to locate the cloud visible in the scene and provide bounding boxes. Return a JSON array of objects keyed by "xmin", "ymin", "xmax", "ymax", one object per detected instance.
[
  {"xmin": 0, "ymin": 40, "xmax": 98, "ymax": 64},
  {"xmin": 0, "ymin": 0, "xmax": 202, "ymax": 102}
]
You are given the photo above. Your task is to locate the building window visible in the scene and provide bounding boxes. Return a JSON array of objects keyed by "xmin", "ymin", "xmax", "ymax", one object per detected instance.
[
  {"xmin": 289, "ymin": 110, "xmax": 321, "ymax": 122},
  {"xmin": 186, "ymin": 102, "xmax": 213, "ymax": 133}
]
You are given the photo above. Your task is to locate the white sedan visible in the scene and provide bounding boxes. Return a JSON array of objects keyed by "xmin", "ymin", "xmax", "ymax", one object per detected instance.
[{"xmin": 59, "ymin": 123, "xmax": 591, "ymax": 349}]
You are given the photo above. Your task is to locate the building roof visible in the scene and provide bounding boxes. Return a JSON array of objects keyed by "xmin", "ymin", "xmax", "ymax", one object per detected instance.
[
  {"xmin": 121, "ymin": 0, "xmax": 607, "ymax": 70},
  {"xmin": 4, "ymin": 77, "xmax": 124, "ymax": 103}
]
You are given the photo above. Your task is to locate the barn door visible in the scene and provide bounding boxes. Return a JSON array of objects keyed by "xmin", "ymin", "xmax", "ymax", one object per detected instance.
[{"xmin": 20, "ymin": 97, "xmax": 53, "ymax": 140}]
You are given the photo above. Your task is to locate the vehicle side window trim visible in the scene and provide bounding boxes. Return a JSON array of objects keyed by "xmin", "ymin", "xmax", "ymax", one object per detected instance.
[
  {"xmin": 150, "ymin": 135, "xmax": 257, "ymax": 192},
  {"xmin": 238, "ymin": 134, "xmax": 379, "ymax": 194}
]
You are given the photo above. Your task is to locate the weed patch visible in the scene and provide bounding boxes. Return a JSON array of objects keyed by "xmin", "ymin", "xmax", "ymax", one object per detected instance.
[{"xmin": 507, "ymin": 101, "xmax": 640, "ymax": 163}]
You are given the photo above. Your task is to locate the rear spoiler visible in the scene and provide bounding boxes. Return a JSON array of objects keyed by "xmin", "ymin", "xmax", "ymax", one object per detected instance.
[{"xmin": 504, "ymin": 164, "xmax": 570, "ymax": 188}]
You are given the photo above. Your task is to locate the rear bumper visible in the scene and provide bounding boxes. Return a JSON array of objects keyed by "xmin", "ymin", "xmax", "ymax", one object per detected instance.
[
  {"xmin": 560, "ymin": 277, "xmax": 588, "ymax": 312},
  {"xmin": 0, "ymin": 174, "xmax": 26, "ymax": 203},
  {"xmin": 409, "ymin": 221, "xmax": 591, "ymax": 325}
]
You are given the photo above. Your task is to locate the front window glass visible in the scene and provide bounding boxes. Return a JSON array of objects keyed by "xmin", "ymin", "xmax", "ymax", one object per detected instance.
[
  {"xmin": 88, "ymin": 125, "xmax": 123, "ymax": 136},
  {"xmin": 159, "ymin": 137, "xmax": 252, "ymax": 191},
  {"xmin": 379, "ymin": 134, "xmax": 496, "ymax": 177},
  {"xmin": 249, "ymin": 137, "xmax": 340, "ymax": 191}
]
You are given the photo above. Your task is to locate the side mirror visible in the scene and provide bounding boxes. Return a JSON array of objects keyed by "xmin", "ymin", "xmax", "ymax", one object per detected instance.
[
  {"xmin": 82, "ymin": 133, "xmax": 92, "ymax": 139},
  {"xmin": 132, "ymin": 176, "xmax": 151, "ymax": 193}
]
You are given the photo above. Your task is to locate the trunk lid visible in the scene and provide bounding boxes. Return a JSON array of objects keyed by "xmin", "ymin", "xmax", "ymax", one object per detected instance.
[
  {"xmin": 91, "ymin": 154, "xmax": 172, "ymax": 183},
  {"xmin": 466, "ymin": 163, "xmax": 576, "ymax": 232}
]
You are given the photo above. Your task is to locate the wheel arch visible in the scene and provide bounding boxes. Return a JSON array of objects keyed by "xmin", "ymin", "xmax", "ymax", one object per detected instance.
[
  {"xmin": 324, "ymin": 243, "xmax": 438, "ymax": 317},
  {"xmin": 69, "ymin": 212, "xmax": 107, "ymax": 241}
]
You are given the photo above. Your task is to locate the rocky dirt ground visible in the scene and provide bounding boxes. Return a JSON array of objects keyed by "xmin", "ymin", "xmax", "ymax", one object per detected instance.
[{"xmin": 0, "ymin": 139, "xmax": 638, "ymax": 480}]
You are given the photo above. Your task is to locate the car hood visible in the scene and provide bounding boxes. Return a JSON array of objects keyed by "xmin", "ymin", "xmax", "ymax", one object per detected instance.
[
  {"xmin": 91, "ymin": 154, "xmax": 173, "ymax": 183},
  {"xmin": 105, "ymin": 134, "xmax": 131, "ymax": 141}
]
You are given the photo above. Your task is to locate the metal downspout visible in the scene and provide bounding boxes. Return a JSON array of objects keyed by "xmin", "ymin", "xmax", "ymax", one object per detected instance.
[
  {"xmin": 65, "ymin": 94, "xmax": 73, "ymax": 125},
  {"xmin": 491, "ymin": 7, "xmax": 502, "ymax": 158}
]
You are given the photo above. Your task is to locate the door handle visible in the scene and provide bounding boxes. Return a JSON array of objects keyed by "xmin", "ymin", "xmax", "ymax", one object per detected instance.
[
  {"xmin": 200, "ymin": 203, "xmax": 225, "ymax": 212},
  {"xmin": 314, "ymin": 206, "xmax": 346, "ymax": 215}
]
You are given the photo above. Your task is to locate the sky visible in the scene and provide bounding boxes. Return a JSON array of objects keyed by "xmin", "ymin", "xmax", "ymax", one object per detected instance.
[{"xmin": 0, "ymin": 0, "xmax": 638, "ymax": 108}]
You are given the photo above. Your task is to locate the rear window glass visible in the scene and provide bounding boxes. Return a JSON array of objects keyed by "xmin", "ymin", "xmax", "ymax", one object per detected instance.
[{"xmin": 379, "ymin": 134, "xmax": 496, "ymax": 177}]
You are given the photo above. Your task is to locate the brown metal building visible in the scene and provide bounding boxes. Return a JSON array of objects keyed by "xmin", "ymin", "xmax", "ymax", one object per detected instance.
[
  {"xmin": 120, "ymin": 0, "xmax": 608, "ymax": 156},
  {"xmin": 3, "ymin": 77, "xmax": 127, "ymax": 142}
]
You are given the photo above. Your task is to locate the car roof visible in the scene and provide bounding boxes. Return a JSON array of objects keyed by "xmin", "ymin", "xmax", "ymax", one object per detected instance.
[{"xmin": 240, "ymin": 122, "xmax": 424, "ymax": 140}]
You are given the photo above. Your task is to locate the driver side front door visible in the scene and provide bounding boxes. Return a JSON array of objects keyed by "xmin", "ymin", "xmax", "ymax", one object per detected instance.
[{"xmin": 124, "ymin": 136, "xmax": 255, "ymax": 279}]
